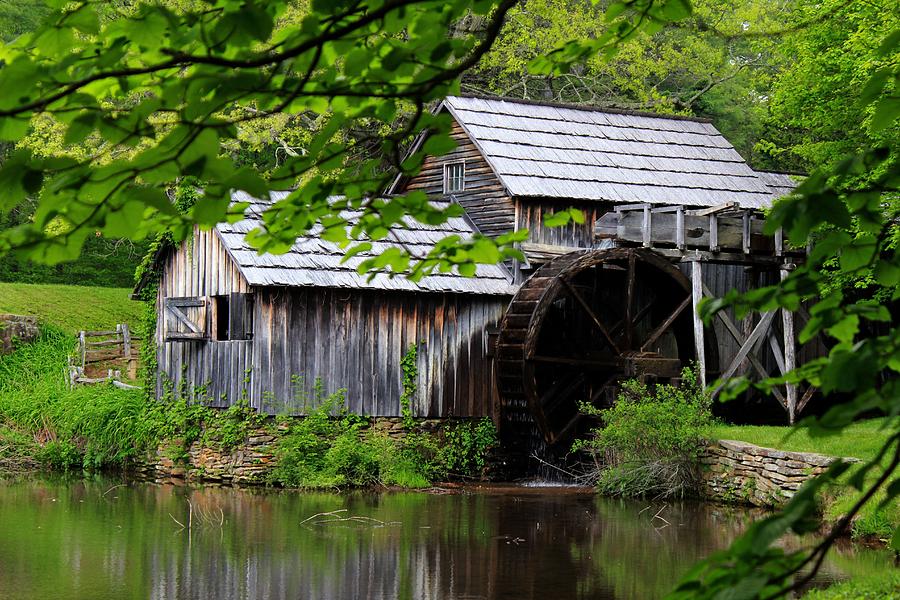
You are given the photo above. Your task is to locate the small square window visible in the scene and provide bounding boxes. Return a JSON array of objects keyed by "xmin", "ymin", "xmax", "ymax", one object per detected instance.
[{"xmin": 443, "ymin": 162, "xmax": 465, "ymax": 194}]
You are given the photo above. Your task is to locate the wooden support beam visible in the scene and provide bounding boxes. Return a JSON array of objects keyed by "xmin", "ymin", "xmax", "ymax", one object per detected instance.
[
  {"xmin": 690, "ymin": 260, "xmax": 707, "ymax": 388},
  {"xmin": 767, "ymin": 333, "xmax": 786, "ymax": 375},
  {"xmin": 782, "ymin": 266, "xmax": 798, "ymax": 423},
  {"xmin": 624, "ymin": 253, "xmax": 636, "ymax": 349},
  {"xmin": 686, "ymin": 202, "xmax": 739, "ymax": 217},
  {"xmin": 797, "ymin": 385, "xmax": 816, "ymax": 414},
  {"xmin": 775, "ymin": 227, "xmax": 784, "ymax": 257},
  {"xmin": 717, "ymin": 310, "xmax": 777, "ymax": 387},
  {"xmin": 742, "ymin": 213, "xmax": 751, "ymax": 254},
  {"xmin": 676, "ymin": 206, "xmax": 685, "ymax": 250},
  {"xmin": 702, "ymin": 281, "xmax": 786, "ymax": 407},
  {"xmin": 642, "ymin": 205, "xmax": 651, "ymax": 248},
  {"xmin": 709, "ymin": 214, "xmax": 719, "ymax": 252}
]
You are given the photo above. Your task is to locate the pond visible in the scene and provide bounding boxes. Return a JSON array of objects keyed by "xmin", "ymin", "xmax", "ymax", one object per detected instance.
[{"xmin": 0, "ymin": 477, "xmax": 891, "ymax": 600}]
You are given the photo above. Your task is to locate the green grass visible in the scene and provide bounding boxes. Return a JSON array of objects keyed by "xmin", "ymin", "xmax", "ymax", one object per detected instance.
[
  {"xmin": 711, "ymin": 419, "xmax": 900, "ymax": 542},
  {"xmin": 0, "ymin": 282, "xmax": 142, "ymax": 334},
  {"xmin": 709, "ymin": 419, "xmax": 892, "ymax": 462},
  {"xmin": 802, "ymin": 570, "xmax": 900, "ymax": 599},
  {"xmin": 0, "ymin": 327, "xmax": 156, "ymax": 471}
]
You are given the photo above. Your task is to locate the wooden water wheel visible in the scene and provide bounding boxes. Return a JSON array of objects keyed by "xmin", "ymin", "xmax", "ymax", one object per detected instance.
[{"xmin": 496, "ymin": 247, "xmax": 717, "ymax": 446}]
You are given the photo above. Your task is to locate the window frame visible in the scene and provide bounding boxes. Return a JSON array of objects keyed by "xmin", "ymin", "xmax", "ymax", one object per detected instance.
[{"xmin": 443, "ymin": 160, "xmax": 466, "ymax": 194}]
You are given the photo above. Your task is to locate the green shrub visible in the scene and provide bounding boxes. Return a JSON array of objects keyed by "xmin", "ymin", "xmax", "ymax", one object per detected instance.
[
  {"xmin": 269, "ymin": 388, "xmax": 378, "ymax": 488},
  {"xmin": 573, "ymin": 367, "xmax": 713, "ymax": 498},
  {"xmin": 268, "ymin": 387, "xmax": 498, "ymax": 489},
  {"xmin": 440, "ymin": 418, "xmax": 498, "ymax": 477}
]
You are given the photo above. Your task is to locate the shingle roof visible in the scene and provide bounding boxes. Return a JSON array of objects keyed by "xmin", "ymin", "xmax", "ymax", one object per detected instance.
[
  {"xmin": 215, "ymin": 191, "xmax": 516, "ymax": 295},
  {"xmin": 754, "ymin": 170, "xmax": 798, "ymax": 198},
  {"xmin": 443, "ymin": 96, "xmax": 780, "ymax": 209}
]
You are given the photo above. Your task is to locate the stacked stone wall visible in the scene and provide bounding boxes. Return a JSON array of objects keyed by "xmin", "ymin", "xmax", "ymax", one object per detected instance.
[
  {"xmin": 700, "ymin": 439, "xmax": 843, "ymax": 507},
  {"xmin": 132, "ymin": 417, "xmax": 458, "ymax": 485}
]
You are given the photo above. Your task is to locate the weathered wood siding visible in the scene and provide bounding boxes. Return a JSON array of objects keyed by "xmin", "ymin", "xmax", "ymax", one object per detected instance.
[
  {"xmin": 157, "ymin": 228, "xmax": 252, "ymax": 406},
  {"xmin": 516, "ymin": 199, "xmax": 610, "ymax": 248},
  {"xmin": 250, "ymin": 287, "xmax": 507, "ymax": 417},
  {"xmin": 401, "ymin": 122, "xmax": 516, "ymax": 238}
]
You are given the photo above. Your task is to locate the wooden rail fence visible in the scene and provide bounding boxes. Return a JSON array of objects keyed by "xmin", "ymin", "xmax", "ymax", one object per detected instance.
[{"xmin": 67, "ymin": 324, "xmax": 142, "ymax": 390}]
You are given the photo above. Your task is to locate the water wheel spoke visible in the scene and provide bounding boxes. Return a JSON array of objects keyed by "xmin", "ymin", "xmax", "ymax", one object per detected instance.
[
  {"xmin": 542, "ymin": 373, "xmax": 587, "ymax": 416},
  {"xmin": 560, "ymin": 279, "xmax": 621, "ymax": 354},
  {"xmin": 639, "ymin": 295, "xmax": 692, "ymax": 352},
  {"xmin": 530, "ymin": 354, "xmax": 620, "ymax": 368},
  {"xmin": 588, "ymin": 373, "xmax": 619, "ymax": 404},
  {"xmin": 550, "ymin": 412, "xmax": 583, "ymax": 446},
  {"xmin": 610, "ymin": 298, "xmax": 655, "ymax": 338}
]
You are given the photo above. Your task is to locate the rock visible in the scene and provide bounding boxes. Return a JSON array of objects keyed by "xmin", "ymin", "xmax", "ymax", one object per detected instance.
[{"xmin": 0, "ymin": 314, "xmax": 39, "ymax": 355}]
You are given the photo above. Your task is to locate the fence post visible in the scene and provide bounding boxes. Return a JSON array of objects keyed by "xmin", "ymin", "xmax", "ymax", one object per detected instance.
[{"xmin": 121, "ymin": 323, "xmax": 132, "ymax": 359}]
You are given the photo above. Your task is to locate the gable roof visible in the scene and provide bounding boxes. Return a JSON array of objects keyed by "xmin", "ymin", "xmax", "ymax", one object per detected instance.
[
  {"xmin": 213, "ymin": 191, "xmax": 516, "ymax": 295},
  {"xmin": 441, "ymin": 95, "xmax": 777, "ymax": 209}
]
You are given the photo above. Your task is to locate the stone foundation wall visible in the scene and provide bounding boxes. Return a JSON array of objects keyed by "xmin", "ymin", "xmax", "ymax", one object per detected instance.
[
  {"xmin": 131, "ymin": 417, "xmax": 459, "ymax": 485},
  {"xmin": 0, "ymin": 314, "xmax": 39, "ymax": 355},
  {"xmin": 700, "ymin": 440, "xmax": 841, "ymax": 507}
]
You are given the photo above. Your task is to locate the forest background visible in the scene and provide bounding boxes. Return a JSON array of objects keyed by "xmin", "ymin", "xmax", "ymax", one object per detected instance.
[{"xmin": 0, "ymin": 0, "xmax": 891, "ymax": 287}]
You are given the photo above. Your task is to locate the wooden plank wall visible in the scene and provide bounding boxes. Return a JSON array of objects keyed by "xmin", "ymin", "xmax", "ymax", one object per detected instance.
[
  {"xmin": 402, "ymin": 122, "xmax": 516, "ymax": 238},
  {"xmin": 157, "ymin": 228, "xmax": 252, "ymax": 406},
  {"xmin": 516, "ymin": 199, "xmax": 609, "ymax": 248},
  {"xmin": 250, "ymin": 287, "xmax": 508, "ymax": 417}
]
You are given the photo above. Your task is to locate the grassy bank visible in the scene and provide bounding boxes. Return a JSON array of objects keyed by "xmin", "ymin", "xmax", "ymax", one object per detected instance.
[
  {"xmin": 803, "ymin": 571, "xmax": 900, "ymax": 599},
  {"xmin": 0, "ymin": 323, "xmax": 496, "ymax": 486},
  {"xmin": 0, "ymin": 327, "xmax": 154, "ymax": 470},
  {"xmin": 711, "ymin": 420, "xmax": 900, "ymax": 542},
  {"xmin": 0, "ymin": 282, "xmax": 141, "ymax": 333}
]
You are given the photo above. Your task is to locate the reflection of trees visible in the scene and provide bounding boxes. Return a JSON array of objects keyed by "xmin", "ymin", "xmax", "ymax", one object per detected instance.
[
  {"xmin": 579, "ymin": 498, "xmax": 764, "ymax": 599},
  {"xmin": 0, "ymin": 481, "xmax": 891, "ymax": 600}
]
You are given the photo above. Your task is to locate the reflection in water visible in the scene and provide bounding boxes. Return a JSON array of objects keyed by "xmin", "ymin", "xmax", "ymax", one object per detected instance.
[{"xmin": 0, "ymin": 478, "xmax": 891, "ymax": 600}]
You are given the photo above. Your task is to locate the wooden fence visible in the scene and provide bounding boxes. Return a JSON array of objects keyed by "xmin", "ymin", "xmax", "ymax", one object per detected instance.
[{"xmin": 67, "ymin": 324, "xmax": 142, "ymax": 390}]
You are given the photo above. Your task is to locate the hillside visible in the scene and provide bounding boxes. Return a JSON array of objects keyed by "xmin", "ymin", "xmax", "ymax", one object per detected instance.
[{"xmin": 0, "ymin": 283, "xmax": 143, "ymax": 334}]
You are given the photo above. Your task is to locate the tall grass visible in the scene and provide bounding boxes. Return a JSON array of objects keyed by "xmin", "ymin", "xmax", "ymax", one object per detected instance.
[{"xmin": 0, "ymin": 327, "xmax": 158, "ymax": 470}]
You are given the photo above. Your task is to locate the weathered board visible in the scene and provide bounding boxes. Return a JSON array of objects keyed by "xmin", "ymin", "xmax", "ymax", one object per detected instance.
[
  {"xmin": 155, "ymin": 226, "xmax": 508, "ymax": 417},
  {"xmin": 516, "ymin": 198, "xmax": 610, "ymax": 249},
  {"xmin": 249, "ymin": 286, "xmax": 506, "ymax": 417},
  {"xmin": 156, "ymin": 227, "xmax": 252, "ymax": 406}
]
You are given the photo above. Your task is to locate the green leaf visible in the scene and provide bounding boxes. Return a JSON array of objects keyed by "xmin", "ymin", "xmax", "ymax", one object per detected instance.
[
  {"xmin": 826, "ymin": 314, "xmax": 859, "ymax": 344},
  {"xmin": 421, "ymin": 134, "xmax": 457, "ymax": 156},
  {"xmin": 871, "ymin": 97, "xmax": 900, "ymax": 133},
  {"xmin": 839, "ymin": 239, "xmax": 877, "ymax": 272},
  {"xmin": 658, "ymin": 0, "xmax": 692, "ymax": 21},
  {"xmin": 0, "ymin": 117, "xmax": 31, "ymax": 141},
  {"xmin": 544, "ymin": 211, "xmax": 571, "ymax": 227}
]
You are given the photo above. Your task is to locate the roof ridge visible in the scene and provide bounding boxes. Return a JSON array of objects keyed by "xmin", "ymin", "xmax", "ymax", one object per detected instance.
[
  {"xmin": 753, "ymin": 168, "xmax": 808, "ymax": 177},
  {"xmin": 452, "ymin": 94, "xmax": 714, "ymax": 124}
]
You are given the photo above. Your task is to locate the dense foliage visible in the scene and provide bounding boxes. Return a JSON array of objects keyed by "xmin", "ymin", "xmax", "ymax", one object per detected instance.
[{"xmin": 573, "ymin": 368, "xmax": 713, "ymax": 498}]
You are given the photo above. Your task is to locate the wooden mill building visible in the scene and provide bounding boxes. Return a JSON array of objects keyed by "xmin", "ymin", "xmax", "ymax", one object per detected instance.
[{"xmin": 138, "ymin": 96, "xmax": 806, "ymax": 440}]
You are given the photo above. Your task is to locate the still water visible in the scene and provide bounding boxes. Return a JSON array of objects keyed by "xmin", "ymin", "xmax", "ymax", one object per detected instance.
[{"xmin": 0, "ymin": 477, "xmax": 891, "ymax": 600}]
